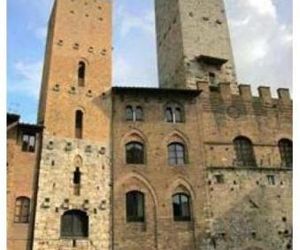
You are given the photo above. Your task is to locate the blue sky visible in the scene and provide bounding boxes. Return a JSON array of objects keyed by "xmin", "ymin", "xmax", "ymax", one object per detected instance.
[{"xmin": 7, "ymin": 0, "xmax": 292, "ymax": 123}]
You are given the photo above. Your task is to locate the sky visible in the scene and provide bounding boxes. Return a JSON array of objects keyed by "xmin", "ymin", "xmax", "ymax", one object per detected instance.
[{"xmin": 7, "ymin": 0, "xmax": 292, "ymax": 123}]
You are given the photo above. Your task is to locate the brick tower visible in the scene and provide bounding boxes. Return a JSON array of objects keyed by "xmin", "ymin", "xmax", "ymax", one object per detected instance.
[
  {"xmin": 155, "ymin": 0, "xmax": 238, "ymax": 93},
  {"xmin": 33, "ymin": 0, "xmax": 112, "ymax": 249}
]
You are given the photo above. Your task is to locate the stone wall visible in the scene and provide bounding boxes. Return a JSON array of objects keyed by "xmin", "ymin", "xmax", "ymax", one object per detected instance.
[
  {"xmin": 155, "ymin": 0, "xmax": 237, "ymax": 92},
  {"xmin": 33, "ymin": 136, "xmax": 111, "ymax": 250}
]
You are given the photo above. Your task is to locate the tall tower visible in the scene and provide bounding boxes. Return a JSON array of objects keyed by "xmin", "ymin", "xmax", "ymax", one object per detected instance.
[
  {"xmin": 33, "ymin": 0, "xmax": 112, "ymax": 249},
  {"xmin": 155, "ymin": 0, "xmax": 238, "ymax": 92}
]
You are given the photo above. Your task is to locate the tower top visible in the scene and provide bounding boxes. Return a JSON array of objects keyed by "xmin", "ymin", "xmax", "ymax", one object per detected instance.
[{"xmin": 155, "ymin": 0, "xmax": 238, "ymax": 93}]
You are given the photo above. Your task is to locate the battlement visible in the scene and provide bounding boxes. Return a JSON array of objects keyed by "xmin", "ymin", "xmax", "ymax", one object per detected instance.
[{"xmin": 197, "ymin": 81, "xmax": 292, "ymax": 106}]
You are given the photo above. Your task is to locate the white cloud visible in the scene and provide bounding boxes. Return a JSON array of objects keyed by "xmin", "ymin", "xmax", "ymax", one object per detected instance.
[
  {"xmin": 9, "ymin": 61, "xmax": 43, "ymax": 98},
  {"xmin": 225, "ymin": 0, "xmax": 292, "ymax": 95}
]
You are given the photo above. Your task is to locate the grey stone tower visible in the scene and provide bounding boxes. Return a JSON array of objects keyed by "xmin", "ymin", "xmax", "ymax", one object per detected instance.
[{"xmin": 155, "ymin": 0, "xmax": 238, "ymax": 93}]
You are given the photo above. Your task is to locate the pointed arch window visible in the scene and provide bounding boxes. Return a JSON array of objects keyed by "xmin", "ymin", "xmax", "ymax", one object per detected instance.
[
  {"xmin": 126, "ymin": 191, "xmax": 145, "ymax": 222},
  {"xmin": 233, "ymin": 136, "xmax": 256, "ymax": 167},
  {"xmin": 61, "ymin": 210, "xmax": 89, "ymax": 238},
  {"xmin": 168, "ymin": 143, "xmax": 186, "ymax": 165},
  {"xmin": 14, "ymin": 197, "xmax": 30, "ymax": 223},
  {"xmin": 279, "ymin": 139, "xmax": 293, "ymax": 168},
  {"xmin": 75, "ymin": 110, "xmax": 83, "ymax": 139},
  {"xmin": 78, "ymin": 61, "xmax": 86, "ymax": 87},
  {"xmin": 172, "ymin": 193, "xmax": 191, "ymax": 221},
  {"xmin": 126, "ymin": 142, "xmax": 145, "ymax": 164}
]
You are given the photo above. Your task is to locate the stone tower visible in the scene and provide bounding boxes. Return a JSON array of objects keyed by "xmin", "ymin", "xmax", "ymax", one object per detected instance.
[
  {"xmin": 33, "ymin": 0, "xmax": 112, "ymax": 249},
  {"xmin": 155, "ymin": 0, "xmax": 238, "ymax": 93}
]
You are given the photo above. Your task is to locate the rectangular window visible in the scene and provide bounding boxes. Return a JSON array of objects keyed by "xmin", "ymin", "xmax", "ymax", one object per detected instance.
[
  {"xmin": 267, "ymin": 175, "xmax": 276, "ymax": 185},
  {"xmin": 22, "ymin": 134, "xmax": 36, "ymax": 152},
  {"xmin": 214, "ymin": 174, "xmax": 224, "ymax": 184}
]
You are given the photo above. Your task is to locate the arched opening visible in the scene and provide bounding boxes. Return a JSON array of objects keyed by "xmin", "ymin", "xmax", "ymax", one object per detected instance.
[
  {"xmin": 75, "ymin": 110, "xmax": 83, "ymax": 139},
  {"xmin": 233, "ymin": 136, "xmax": 256, "ymax": 167},
  {"xmin": 78, "ymin": 61, "xmax": 86, "ymax": 86},
  {"xmin": 125, "ymin": 141, "xmax": 145, "ymax": 164},
  {"xmin": 126, "ymin": 191, "xmax": 145, "ymax": 222},
  {"xmin": 165, "ymin": 103, "xmax": 184, "ymax": 123},
  {"xmin": 172, "ymin": 193, "xmax": 191, "ymax": 221},
  {"xmin": 61, "ymin": 210, "xmax": 89, "ymax": 238},
  {"xmin": 14, "ymin": 196, "xmax": 30, "ymax": 223},
  {"xmin": 279, "ymin": 139, "xmax": 293, "ymax": 168}
]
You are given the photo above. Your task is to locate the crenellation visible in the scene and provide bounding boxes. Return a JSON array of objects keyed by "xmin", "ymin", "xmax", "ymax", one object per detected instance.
[{"xmin": 258, "ymin": 86, "xmax": 272, "ymax": 104}]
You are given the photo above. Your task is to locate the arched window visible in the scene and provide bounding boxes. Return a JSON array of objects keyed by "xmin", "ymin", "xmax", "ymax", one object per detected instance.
[
  {"xmin": 126, "ymin": 191, "xmax": 145, "ymax": 222},
  {"xmin": 75, "ymin": 110, "xmax": 83, "ymax": 139},
  {"xmin": 126, "ymin": 142, "xmax": 145, "ymax": 164},
  {"xmin": 78, "ymin": 61, "xmax": 86, "ymax": 86},
  {"xmin": 233, "ymin": 136, "xmax": 256, "ymax": 167},
  {"xmin": 279, "ymin": 139, "xmax": 293, "ymax": 168},
  {"xmin": 126, "ymin": 106, "xmax": 134, "ymax": 121},
  {"xmin": 175, "ymin": 107, "xmax": 183, "ymax": 123},
  {"xmin": 14, "ymin": 197, "xmax": 30, "ymax": 223},
  {"xmin": 135, "ymin": 106, "xmax": 144, "ymax": 121},
  {"xmin": 125, "ymin": 105, "xmax": 144, "ymax": 122},
  {"xmin": 61, "ymin": 210, "xmax": 88, "ymax": 238},
  {"xmin": 165, "ymin": 104, "xmax": 184, "ymax": 123},
  {"xmin": 166, "ymin": 107, "xmax": 173, "ymax": 122},
  {"xmin": 168, "ymin": 143, "xmax": 186, "ymax": 165},
  {"xmin": 172, "ymin": 193, "xmax": 191, "ymax": 221}
]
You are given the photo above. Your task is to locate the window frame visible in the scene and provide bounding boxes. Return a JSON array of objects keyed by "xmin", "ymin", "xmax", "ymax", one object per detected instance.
[
  {"xmin": 14, "ymin": 197, "xmax": 30, "ymax": 223},
  {"xmin": 126, "ymin": 191, "xmax": 145, "ymax": 223},
  {"xmin": 61, "ymin": 210, "xmax": 89, "ymax": 238},
  {"xmin": 78, "ymin": 61, "xmax": 86, "ymax": 87},
  {"xmin": 125, "ymin": 105, "xmax": 144, "ymax": 122},
  {"xmin": 165, "ymin": 104, "xmax": 185, "ymax": 123},
  {"xmin": 172, "ymin": 193, "xmax": 191, "ymax": 222},
  {"xmin": 168, "ymin": 142, "xmax": 187, "ymax": 166},
  {"xmin": 21, "ymin": 133, "xmax": 36, "ymax": 153},
  {"xmin": 233, "ymin": 136, "xmax": 256, "ymax": 167},
  {"xmin": 75, "ymin": 110, "xmax": 83, "ymax": 139},
  {"xmin": 125, "ymin": 141, "xmax": 145, "ymax": 165},
  {"xmin": 278, "ymin": 139, "xmax": 293, "ymax": 168}
]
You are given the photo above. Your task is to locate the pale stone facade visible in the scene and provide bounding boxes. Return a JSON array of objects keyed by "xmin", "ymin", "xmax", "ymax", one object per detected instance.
[{"xmin": 155, "ymin": 0, "xmax": 237, "ymax": 92}]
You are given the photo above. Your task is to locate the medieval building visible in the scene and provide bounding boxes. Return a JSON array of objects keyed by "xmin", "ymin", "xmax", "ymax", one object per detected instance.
[{"xmin": 7, "ymin": 0, "xmax": 292, "ymax": 250}]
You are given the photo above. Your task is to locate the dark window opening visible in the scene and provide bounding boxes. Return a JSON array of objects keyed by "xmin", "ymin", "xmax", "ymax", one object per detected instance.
[
  {"xmin": 279, "ymin": 139, "xmax": 293, "ymax": 168},
  {"xmin": 172, "ymin": 193, "xmax": 191, "ymax": 221},
  {"xmin": 61, "ymin": 210, "xmax": 89, "ymax": 238},
  {"xmin": 214, "ymin": 174, "xmax": 224, "ymax": 184},
  {"xmin": 168, "ymin": 143, "xmax": 186, "ymax": 165},
  {"xmin": 126, "ymin": 142, "xmax": 144, "ymax": 164},
  {"xmin": 73, "ymin": 167, "xmax": 81, "ymax": 196},
  {"xmin": 234, "ymin": 136, "xmax": 256, "ymax": 167},
  {"xmin": 14, "ymin": 197, "xmax": 30, "ymax": 223},
  {"xmin": 78, "ymin": 61, "xmax": 86, "ymax": 87},
  {"xmin": 267, "ymin": 175, "xmax": 276, "ymax": 185},
  {"xmin": 126, "ymin": 191, "xmax": 145, "ymax": 222},
  {"xmin": 75, "ymin": 110, "xmax": 83, "ymax": 139},
  {"xmin": 22, "ymin": 134, "xmax": 36, "ymax": 152},
  {"xmin": 209, "ymin": 72, "xmax": 217, "ymax": 85}
]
